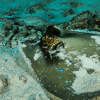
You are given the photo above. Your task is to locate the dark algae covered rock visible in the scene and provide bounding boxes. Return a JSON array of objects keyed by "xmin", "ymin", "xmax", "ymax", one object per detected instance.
[{"xmin": 39, "ymin": 34, "xmax": 64, "ymax": 61}]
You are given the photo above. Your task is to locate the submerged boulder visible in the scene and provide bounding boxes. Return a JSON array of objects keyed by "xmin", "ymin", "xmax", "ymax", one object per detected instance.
[
  {"xmin": 57, "ymin": 10, "xmax": 94, "ymax": 29},
  {"xmin": 39, "ymin": 34, "xmax": 64, "ymax": 61}
]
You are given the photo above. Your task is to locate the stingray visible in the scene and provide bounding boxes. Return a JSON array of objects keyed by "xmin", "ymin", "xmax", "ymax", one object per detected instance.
[{"xmin": 20, "ymin": 25, "xmax": 100, "ymax": 100}]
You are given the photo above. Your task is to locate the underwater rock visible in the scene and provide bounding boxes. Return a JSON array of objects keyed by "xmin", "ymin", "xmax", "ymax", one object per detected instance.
[
  {"xmin": 29, "ymin": 93, "xmax": 47, "ymax": 100},
  {"xmin": 93, "ymin": 17, "xmax": 100, "ymax": 28},
  {"xmin": 19, "ymin": 75, "xmax": 27, "ymax": 83},
  {"xmin": 4, "ymin": 31, "xmax": 14, "ymax": 42},
  {"xmin": 69, "ymin": 9, "xmax": 74, "ymax": 14},
  {"xmin": 0, "ymin": 74, "xmax": 8, "ymax": 94},
  {"xmin": 65, "ymin": 10, "xmax": 93, "ymax": 29},
  {"xmin": 0, "ymin": 29, "xmax": 8, "ymax": 37},
  {"xmin": 91, "ymin": 96, "xmax": 100, "ymax": 100},
  {"xmin": 63, "ymin": 10, "xmax": 70, "ymax": 17},
  {"xmin": 94, "ymin": 25, "xmax": 99, "ymax": 29},
  {"xmin": 28, "ymin": 1, "xmax": 53, "ymax": 14},
  {"xmin": 11, "ymin": 41, "xmax": 18, "ymax": 48},
  {"xmin": 28, "ymin": 30, "xmax": 34, "ymax": 35},
  {"xmin": 31, "ymin": 28, "xmax": 36, "ymax": 33},
  {"xmin": 12, "ymin": 25, "xmax": 19, "ymax": 34},
  {"xmin": 13, "ymin": 26, "xmax": 38, "ymax": 42},
  {"xmin": 0, "ymin": 16, "xmax": 51, "ymax": 44},
  {"xmin": 1, "ymin": 22, "xmax": 40, "ymax": 43},
  {"xmin": 17, "ymin": 31, "xmax": 28, "ymax": 38},
  {"xmin": 68, "ymin": 18, "xmax": 89, "ymax": 29},
  {"xmin": 70, "ymin": 1, "xmax": 75, "ymax": 6},
  {"xmin": 58, "ymin": 11, "xmax": 92, "ymax": 29},
  {"xmin": 39, "ymin": 34, "xmax": 64, "ymax": 61},
  {"xmin": 57, "ymin": 10, "xmax": 100, "ymax": 30},
  {"xmin": 48, "ymin": 14, "xmax": 55, "ymax": 19},
  {"xmin": 16, "ymin": 16, "xmax": 52, "ymax": 31},
  {"xmin": 28, "ymin": 6, "xmax": 35, "ymax": 14},
  {"xmin": 22, "ymin": 27, "xmax": 28, "ymax": 32},
  {"xmin": 2, "ymin": 23, "xmax": 13, "ymax": 31},
  {"xmin": 45, "ymin": 25, "xmax": 61, "ymax": 36},
  {"xmin": 72, "ymin": 10, "xmax": 92, "ymax": 23},
  {"xmin": 0, "ymin": 17, "xmax": 7, "ymax": 23},
  {"xmin": 43, "ymin": 24, "xmax": 99, "ymax": 38},
  {"xmin": 46, "ymin": 90, "xmax": 62, "ymax": 100},
  {"xmin": 14, "ymin": 20, "xmax": 25, "ymax": 26},
  {"xmin": 21, "ymin": 35, "xmax": 39, "ymax": 43},
  {"xmin": 28, "ymin": 3, "xmax": 45, "ymax": 14},
  {"xmin": 37, "ymin": 31, "xmax": 43, "ymax": 39},
  {"xmin": 27, "ymin": 26, "xmax": 33, "ymax": 31},
  {"xmin": 26, "ymin": 26, "xmax": 37, "ymax": 36},
  {"xmin": 63, "ymin": 9, "xmax": 74, "ymax": 17},
  {"xmin": 7, "ymin": 11, "xmax": 17, "ymax": 16},
  {"xmin": 12, "ymin": 30, "xmax": 28, "ymax": 41},
  {"xmin": 0, "ymin": 17, "xmax": 14, "ymax": 24},
  {"xmin": 72, "ymin": 2, "xmax": 83, "ymax": 8}
]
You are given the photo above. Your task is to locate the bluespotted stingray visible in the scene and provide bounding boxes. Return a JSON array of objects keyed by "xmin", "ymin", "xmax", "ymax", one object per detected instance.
[{"xmin": 21, "ymin": 26, "xmax": 100, "ymax": 100}]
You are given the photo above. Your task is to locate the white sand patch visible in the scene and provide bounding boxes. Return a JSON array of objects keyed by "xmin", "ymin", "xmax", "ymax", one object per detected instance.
[
  {"xmin": 18, "ymin": 41, "xmax": 33, "ymax": 73},
  {"xmin": 56, "ymin": 51, "xmax": 67, "ymax": 60},
  {"xmin": 65, "ymin": 60, "xmax": 70, "ymax": 65},
  {"xmin": 68, "ymin": 51, "xmax": 79, "ymax": 55},
  {"xmin": 91, "ymin": 36, "xmax": 100, "ymax": 45},
  {"xmin": 55, "ymin": 47, "xmax": 67, "ymax": 60},
  {"xmin": 20, "ymin": 43, "xmax": 26, "ymax": 48},
  {"xmin": 66, "ymin": 51, "xmax": 79, "ymax": 61},
  {"xmin": 72, "ymin": 68, "xmax": 100, "ymax": 94},
  {"xmin": 72, "ymin": 53, "xmax": 100, "ymax": 94},
  {"xmin": 56, "ymin": 45, "xmax": 78, "ymax": 61},
  {"xmin": 75, "ymin": 54, "xmax": 100, "ymax": 71},
  {"xmin": 33, "ymin": 52, "xmax": 41, "ymax": 61},
  {"xmin": 33, "ymin": 48, "xmax": 42, "ymax": 61}
]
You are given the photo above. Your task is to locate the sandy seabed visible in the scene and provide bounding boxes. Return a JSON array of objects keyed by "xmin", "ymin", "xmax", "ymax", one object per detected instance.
[{"xmin": 0, "ymin": 42, "xmax": 50, "ymax": 100}]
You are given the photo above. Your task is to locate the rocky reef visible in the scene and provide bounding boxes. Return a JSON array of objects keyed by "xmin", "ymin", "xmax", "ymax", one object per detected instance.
[{"xmin": 0, "ymin": 10, "xmax": 100, "ymax": 47}]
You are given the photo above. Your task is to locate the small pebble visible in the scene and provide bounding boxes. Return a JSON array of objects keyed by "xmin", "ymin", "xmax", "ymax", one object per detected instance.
[
  {"xmin": 19, "ymin": 75, "xmax": 27, "ymax": 83},
  {"xmin": 5, "ymin": 59, "xmax": 8, "ymax": 62},
  {"xmin": 0, "ymin": 75, "xmax": 8, "ymax": 93},
  {"xmin": 3, "ymin": 42, "xmax": 7, "ymax": 46},
  {"xmin": 55, "ymin": 68, "xmax": 58, "ymax": 70},
  {"xmin": 10, "ymin": 50, "xmax": 12, "ymax": 53},
  {"xmin": 37, "ymin": 31, "xmax": 42, "ymax": 37},
  {"xmin": 33, "ymin": 37, "xmax": 39, "ymax": 41},
  {"xmin": 66, "ymin": 82, "xmax": 69, "ymax": 85},
  {"xmin": 69, "ymin": 62, "xmax": 73, "ymax": 65},
  {"xmin": 59, "ymin": 77, "xmax": 62, "ymax": 79},
  {"xmin": 59, "ymin": 69, "xmax": 64, "ymax": 73},
  {"xmin": 95, "ymin": 72, "xmax": 99, "ymax": 74}
]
